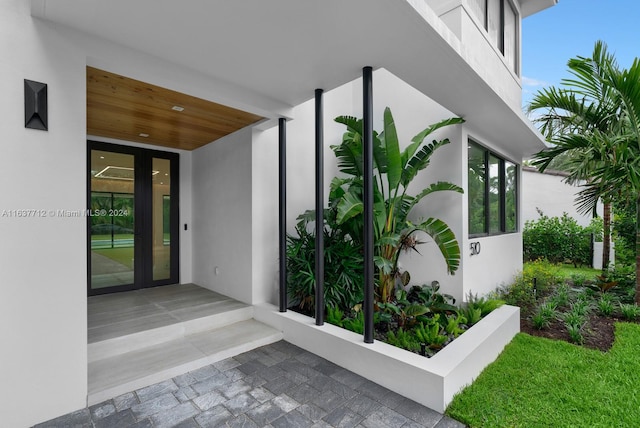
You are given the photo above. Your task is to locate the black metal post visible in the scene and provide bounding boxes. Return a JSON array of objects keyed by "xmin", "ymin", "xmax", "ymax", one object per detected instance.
[
  {"xmin": 278, "ymin": 118, "xmax": 288, "ymax": 312},
  {"xmin": 315, "ymin": 89, "xmax": 325, "ymax": 326},
  {"xmin": 363, "ymin": 67, "xmax": 374, "ymax": 343}
]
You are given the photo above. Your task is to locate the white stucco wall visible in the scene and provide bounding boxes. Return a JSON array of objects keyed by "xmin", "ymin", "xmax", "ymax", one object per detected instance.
[
  {"xmin": 251, "ymin": 69, "xmax": 467, "ymax": 304},
  {"xmin": 192, "ymin": 127, "xmax": 253, "ymax": 304},
  {"xmin": 460, "ymin": 129, "xmax": 525, "ymax": 298},
  {"xmin": 0, "ymin": 2, "xmax": 88, "ymax": 426},
  {"xmin": 429, "ymin": 0, "xmax": 523, "ymax": 112},
  {"xmin": 521, "ymin": 167, "xmax": 594, "ymax": 228}
]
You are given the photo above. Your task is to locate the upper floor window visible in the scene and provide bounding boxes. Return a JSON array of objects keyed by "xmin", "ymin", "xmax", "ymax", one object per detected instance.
[
  {"xmin": 468, "ymin": 0, "xmax": 519, "ymax": 74},
  {"xmin": 468, "ymin": 140, "xmax": 518, "ymax": 236}
]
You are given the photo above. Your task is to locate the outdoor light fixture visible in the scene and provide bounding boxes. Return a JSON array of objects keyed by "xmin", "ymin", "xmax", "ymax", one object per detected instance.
[
  {"xmin": 171, "ymin": 105, "xmax": 184, "ymax": 112},
  {"xmin": 24, "ymin": 79, "xmax": 48, "ymax": 130}
]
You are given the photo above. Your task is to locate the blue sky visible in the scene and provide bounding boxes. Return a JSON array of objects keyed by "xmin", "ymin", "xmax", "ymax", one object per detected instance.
[{"xmin": 521, "ymin": 0, "xmax": 639, "ymax": 108}]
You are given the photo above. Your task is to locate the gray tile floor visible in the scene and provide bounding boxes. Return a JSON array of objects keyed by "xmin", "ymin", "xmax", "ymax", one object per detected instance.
[{"xmin": 36, "ymin": 341, "xmax": 466, "ymax": 428}]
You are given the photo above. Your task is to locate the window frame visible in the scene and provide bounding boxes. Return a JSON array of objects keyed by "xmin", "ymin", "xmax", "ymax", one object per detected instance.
[
  {"xmin": 468, "ymin": 139, "xmax": 518, "ymax": 238},
  {"xmin": 470, "ymin": 0, "xmax": 519, "ymax": 75}
]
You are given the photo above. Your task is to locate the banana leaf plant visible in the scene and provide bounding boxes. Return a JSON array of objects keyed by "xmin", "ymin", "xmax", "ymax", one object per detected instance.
[{"xmin": 330, "ymin": 107, "xmax": 464, "ymax": 303}]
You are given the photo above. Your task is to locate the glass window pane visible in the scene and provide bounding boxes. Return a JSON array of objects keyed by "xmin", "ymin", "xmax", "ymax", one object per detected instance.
[
  {"xmin": 468, "ymin": 143, "xmax": 486, "ymax": 235},
  {"xmin": 468, "ymin": 0, "xmax": 487, "ymax": 28},
  {"xmin": 487, "ymin": 0, "xmax": 501, "ymax": 49},
  {"xmin": 489, "ymin": 155, "xmax": 501, "ymax": 233},
  {"xmin": 90, "ymin": 150, "xmax": 135, "ymax": 289},
  {"xmin": 504, "ymin": 0, "xmax": 517, "ymax": 72},
  {"xmin": 505, "ymin": 161, "xmax": 517, "ymax": 232},
  {"xmin": 152, "ymin": 157, "xmax": 171, "ymax": 281}
]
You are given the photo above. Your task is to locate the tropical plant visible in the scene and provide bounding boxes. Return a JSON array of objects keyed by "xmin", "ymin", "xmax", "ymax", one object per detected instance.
[
  {"xmin": 619, "ymin": 303, "xmax": 640, "ymax": 321},
  {"xmin": 414, "ymin": 316, "xmax": 448, "ymax": 350},
  {"xmin": 597, "ymin": 296, "xmax": 614, "ymax": 316},
  {"xmin": 529, "ymin": 40, "xmax": 640, "ymax": 303},
  {"xmin": 286, "ymin": 217, "xmax": 363, "ymax": 312},
  {"xmin": 407, "ymin": 282, "xmax": 458, "ymax": 313},
  {"xmin": 326, "ymin": 306, "xmax": 345, "ymax": 327},
  {"xmin": 386, "ymin": 328, "xmax": 420, "ymax": 352},
  {"xmin": 377, "ymin": 288, "xmax": 429, "ymax": 328},
  {"xmin": 330, "ymin": 107, "xmax": 464, "ymax": 302}
]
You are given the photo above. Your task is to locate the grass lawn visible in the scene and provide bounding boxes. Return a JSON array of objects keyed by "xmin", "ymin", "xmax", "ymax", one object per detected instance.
[
  {"xmin": 556, "ymin": 263, "xmax": 601, "ymax": 279},
  {"xmin": 446, "ymin": 323, "xmax": 640, "ymax": 427},
  {"xmin": 524, "ymin": 261, "xmax": 600, "ymax": 280}
]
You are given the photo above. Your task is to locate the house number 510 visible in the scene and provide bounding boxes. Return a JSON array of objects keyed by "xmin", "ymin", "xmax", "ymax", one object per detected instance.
[{"xmin": 470, "ymin": 242, "xmax": 481, "ymax": 256}]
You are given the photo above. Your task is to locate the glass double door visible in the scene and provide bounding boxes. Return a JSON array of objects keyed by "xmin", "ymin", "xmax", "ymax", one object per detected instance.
[{"xmin": 88, "ymin": 141, "xmax": 179, "ymax": 295}]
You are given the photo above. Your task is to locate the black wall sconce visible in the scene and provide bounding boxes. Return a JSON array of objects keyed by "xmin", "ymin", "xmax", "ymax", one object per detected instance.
[{"xmin": 24, "ymin": 79, "xmax": 48, "ymax": 131}]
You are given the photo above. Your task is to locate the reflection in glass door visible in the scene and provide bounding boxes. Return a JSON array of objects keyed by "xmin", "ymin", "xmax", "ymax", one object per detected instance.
[
  {"xmin": 88, "ymin": 142, "xmax": 179, "ymax": 295},
  {"xmin": 89, "ymin": 151, "xmax": 136, "ymax": 290},
  {"xmin": 152, "ymin": 157, "xmax": 171, "ymax": 281}
]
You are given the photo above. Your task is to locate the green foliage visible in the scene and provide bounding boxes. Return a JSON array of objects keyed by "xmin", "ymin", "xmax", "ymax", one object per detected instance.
[
  {"xmin": 286, "ymin": 217, "xmax": 363, "ymax": 312},
  {"xmin": 619, "ymin": 303, "xmax": 640, "ymax": 321},
  {"xmin": 462, "ymin": 306, "xmax": 482, "ymax": 326},
  {"xmin": 531, "ymin": 302, "xmax": 558, "ymax": 330},
  {"xmin": 444, "ymin": 313, "xmax": 467, "ymax": 338},
  {"xmin": 465, "ymin": 293, "xmax": 505, "ymax": 317},
  {"xmin": 523, "ymin": 213, "xmax": 594, "ymax": 267},
  {"xmin": 326, "ymin": 306, "xmax": 344, "ymax": 327},
  {"xmin": 500, "ymin": 260, "xmax": 563, "ymax": 306},
  {"xmin": 600, "ymin": 264, "xmax": 636, "ymax": 303},
  {"xmin": 342, "ymin": 311, "xmax": 365, "ymax": 334},
  {"xmin": 386, "ymin": 328, "xmax": 420, "ymax": 352},
  {"xmin": 597, "ymin": 295, "xmax": 615, "ymax": 316},
  {"xmin": 548, "ymin": 283, "xmax": 570, "ymax": 308},
  {"xmin": 407, "ymin": 282, "xmax": 457, "ymax": 313},
  {"xmin": 566, "ymin": 323, "xmax": 585, "ymax": 345},
  {"xmin": 414, "ymin": 316, "xmax": 448, "ymax": 350},
  {"xmin": 332, "ymin": 108, "xmax": 464, "ymax": 302}
]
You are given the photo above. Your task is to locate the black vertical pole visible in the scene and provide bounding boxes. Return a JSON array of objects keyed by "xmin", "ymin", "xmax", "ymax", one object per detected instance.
[
  {"xmin": 315, "ymin": 89, "xmax": 325, "ymax": 326},
  {"xmin": 363, "ymin": 67, "xmax": 374, "ymax": 344},
  {"xmin": 278, "ymin": 118, "xmax": 287, "ymax": 312}
]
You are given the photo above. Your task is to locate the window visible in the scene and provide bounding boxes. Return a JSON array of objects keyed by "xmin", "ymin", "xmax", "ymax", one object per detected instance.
[
  {"xmin": 468, "ymin": 0, "xmax": 519, "ymax": 74},
  {"xmin": 468, "ymin": 141, "xmax": 518, "ymax": 236}
]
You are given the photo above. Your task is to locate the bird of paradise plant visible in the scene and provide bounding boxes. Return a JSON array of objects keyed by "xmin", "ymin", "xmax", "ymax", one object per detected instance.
[{"xmin": 329, "ymin": 107, "xmax": 463, "ymax": 303}]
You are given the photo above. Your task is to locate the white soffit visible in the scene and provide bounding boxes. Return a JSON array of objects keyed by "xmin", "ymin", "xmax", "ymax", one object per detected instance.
[{"xmin": 31, "ymin": 0, "xmax": 545, "ymax": 155}]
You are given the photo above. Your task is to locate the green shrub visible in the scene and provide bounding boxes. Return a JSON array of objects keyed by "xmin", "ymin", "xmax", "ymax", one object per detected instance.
[
  {"xmin": 566, "ymin": 323, "xmax": 585, "ymax": 345},
  {"xmin": 287, "ymin": 218, "xmax": 363, "ymax": 312},
  {"xmin": 548, "ymin": 284, "xmax": 570, "ymax": 308},
  {"xmin": 602, "ymin": 264, "xmax": 636, "ymax": 304},
  {"xmin": 523, "ymin": 213, "xmax": 593, "ymax": 266},
  {"xmin": 342, "ymin": 311, "xmax": 365, "ymax": 334},
  {"xmin": 386, "ymin": 328, "xmax": 420, "ymax": 352},
  {"xmin": 619, "ymin": 303, "xmax": 640, "ymax": 321},
  {"xmin": 597, "ymin": 296, "xmax": 614, "ymax": 317},
  {"xmin": 531, "ymin": 302, "xmax": 557, "ymax": 330},
  {"xmin": 500, "ymin": 260, "xmax": 563, "ymax": 306}
]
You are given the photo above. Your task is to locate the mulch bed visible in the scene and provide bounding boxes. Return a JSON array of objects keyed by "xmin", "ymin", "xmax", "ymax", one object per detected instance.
[{"xmin": 521, "ymin": 313, "xmax": 616, "ymax": 352}]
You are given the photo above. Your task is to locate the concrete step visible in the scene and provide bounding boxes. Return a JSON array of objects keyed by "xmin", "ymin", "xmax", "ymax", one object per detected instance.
[
  {"xmin": 88, "ymin": 319, "xmax": 283, "ymax": 406},
  {"xmin": 89, "ymin": 302, "xmax": 253, "ymax": 362}
]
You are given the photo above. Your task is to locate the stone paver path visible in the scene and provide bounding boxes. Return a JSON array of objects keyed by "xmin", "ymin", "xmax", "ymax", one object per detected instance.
[{"xmin": 36, "ymin": 341, "xmax": 465, "ymax": 428}]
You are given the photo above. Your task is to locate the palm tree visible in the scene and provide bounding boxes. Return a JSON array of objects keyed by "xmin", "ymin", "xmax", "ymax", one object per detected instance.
[{"xmin": 529, "ymin": 40, "xmax": 640, "ymax": 303}]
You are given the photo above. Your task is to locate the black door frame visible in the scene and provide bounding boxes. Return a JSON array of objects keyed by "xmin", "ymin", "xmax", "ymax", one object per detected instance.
[{"xmin": 87, "ymin": 141, "xmax": 180, "ymax": 296}]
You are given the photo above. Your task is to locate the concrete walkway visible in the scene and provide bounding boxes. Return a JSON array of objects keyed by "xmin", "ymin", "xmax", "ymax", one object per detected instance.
[{"xmin": 36, "ymin": 341, "xmax": 466, "ymax": 428}]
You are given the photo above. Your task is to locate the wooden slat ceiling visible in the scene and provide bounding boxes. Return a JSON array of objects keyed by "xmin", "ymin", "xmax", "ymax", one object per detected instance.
[{"xmin": 87, "ymin": 67, "xmax": 264, "ymax": 151}]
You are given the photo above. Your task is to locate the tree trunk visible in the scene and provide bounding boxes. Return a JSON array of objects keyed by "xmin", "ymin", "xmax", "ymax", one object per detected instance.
[
  {"xmin": 636, "ymin": 195, "xmax": 640, "ymax": 305},
  {"xmin": 602, "ymin": 201, "xmax": 611, "ymax": 272}
]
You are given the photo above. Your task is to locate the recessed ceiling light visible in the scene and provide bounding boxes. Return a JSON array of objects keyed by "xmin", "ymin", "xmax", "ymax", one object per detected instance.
[
  {"xmin": 139, "ymin": 133, "xmax": 149, "ymax": 138},
  {"xmin": 171, "ymin": 105, "xmax": 185, "ymax": 112}
]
